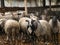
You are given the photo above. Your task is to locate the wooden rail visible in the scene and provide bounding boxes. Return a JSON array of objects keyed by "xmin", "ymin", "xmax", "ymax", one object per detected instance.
[{"xmin": 0, "ymin": 5, "xmax": 60, "ymax": 13}]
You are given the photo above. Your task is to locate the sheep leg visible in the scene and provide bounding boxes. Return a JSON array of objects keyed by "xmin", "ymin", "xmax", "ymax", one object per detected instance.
[
  {"xmin": 26, "ymin": 30, "xmax": 31, "ymax": 41},
  {"xmin": 53, "ymin": 34, "xmax": 55, "ymax": 43},
  {"xmin": 53, "ymin": 33, "xmax": 57, "ymax": 44},
  {"xmin": 12, "ymin": 28, "xmax": 15, "ymax": 41},
  {"xmin": 16, "ymin": 29, "xmax": 19, "ymax": 40},
  {"xmin": 55, "ymin": 32, "xmax": 58, "ymax": 45},
  {"xmin": 46, "ymin": 35, "xmax": 50, "ymax": 42},
  {"xmin": 43, "ymin": 35, "xmax": 46, "ymax": 42},
  {"xmin": 21, "ymin": 32, "xmax": 23, "ymax": 40},
  {"xmin": 24, "ymin": 32, "xmax": 28, "ymax": 40},
  {"xmin": 6, "ymin": 30, "xmax": 11, "ymax": 42},
  {"xmin": 53, "ymin": 33, "xmax": 58, "ymax": 45},
  {"xmin": 6, "ymin": 34, "xmax": 9, "ymax": 41},
  {"xmin": 51, "ymin": 32, "xmax": 55, "ymax": 43},
  {"xmin": 4, "ymin": 32, "xmax": 11, "ymax": 44},
  {"xmin": 44, "ymin": 35, "xmax": 49, "ymax": 42},
  {"xmin": 48, "ymin": 34, "xmax": 52, "ymax": 42},
  {"xmin": 19, "ymin": 30, "xmax": 23, "ymax": 40}
]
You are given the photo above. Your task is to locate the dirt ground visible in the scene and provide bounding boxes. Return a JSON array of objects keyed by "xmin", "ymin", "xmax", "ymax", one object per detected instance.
[{"xmin": 0, "ymin": 33, "xmax": 60, "ymax": 45}]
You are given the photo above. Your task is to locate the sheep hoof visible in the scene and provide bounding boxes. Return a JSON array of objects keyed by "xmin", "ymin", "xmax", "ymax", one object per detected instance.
[
  {"xmin": 22, "ymin": 40, "xmax": 25, "ymax": 43},
  {"xmin": 4, "ymin": 40, "xmax": 9, "ymax": 44},
  {"xmin": 4, "ymin": 41, "xmax": 8, "ymax": 44}
]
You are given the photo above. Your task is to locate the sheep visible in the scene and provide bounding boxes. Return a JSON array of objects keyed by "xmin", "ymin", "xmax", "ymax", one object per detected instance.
[
  {"xmin": 19, "ymin": 17, "xmax": 32, "ymax": 41},
  {"xmin": 31, "ymin": 20, "xmax": 51, "ymax": 43},
  {"xmin": 38, "ymin": 20, "xmax": 51, "ymax": 42},
  {"xmin": 0, "ymin": 18, "xmax": 7, "ymax": 34},
  {"xmin": 49, "ymin": 16, "xmax": 60, "ymax": 44},
  {"xmin": 25, "ymin": 19, "xmax": 51, "ymax": 44},
  {"xmin": 30, "ymin": 14, "xmax": 51, "ymax": 42},
  {"xmin": 4, "ymin": 19, "xmax": 20, "ymax": 42}
]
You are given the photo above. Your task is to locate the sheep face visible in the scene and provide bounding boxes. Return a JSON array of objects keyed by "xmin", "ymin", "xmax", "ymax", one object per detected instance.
[{"xmin": 27, "ymin": 20, "xmax": 38, "ymax": 35}]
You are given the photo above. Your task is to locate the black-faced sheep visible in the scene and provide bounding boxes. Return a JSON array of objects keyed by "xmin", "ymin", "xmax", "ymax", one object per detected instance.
[
  {"xmin": 19, "ymin": 17, "xmax": 32, "ymax": 41},
  {"xmin": 49, "ymin": 16, "xmax": 60, "ymax": 44}
]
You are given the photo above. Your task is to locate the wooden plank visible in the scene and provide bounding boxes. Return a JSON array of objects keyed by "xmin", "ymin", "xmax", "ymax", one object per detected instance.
[{"xmin": 24, "ymin": 0, "xmax": 28, "ymax": 16}]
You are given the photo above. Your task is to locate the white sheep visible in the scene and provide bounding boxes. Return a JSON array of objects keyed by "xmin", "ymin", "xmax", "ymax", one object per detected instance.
[
  {"xmin": 4, "ymin": 19, "xmax": 20, "ymax": 41},
  {"xmin": 34, "ymin": 20, "xmax": 51, "ymax": 42}
]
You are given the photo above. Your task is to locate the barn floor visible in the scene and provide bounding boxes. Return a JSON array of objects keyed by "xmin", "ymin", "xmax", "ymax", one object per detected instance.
[{"xmin": 0, "ymin": 34, "xmax": 60, "ymax": 45}]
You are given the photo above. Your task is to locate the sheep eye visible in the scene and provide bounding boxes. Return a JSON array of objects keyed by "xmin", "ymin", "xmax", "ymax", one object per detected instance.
[
  {"xmin": 31, "ymin": 20, "xmax": 35, "ymax": 24},
  {"xmin": 26, "ymin": 20, "xmax": 29, "ymax": 22},
  {"xmin": 27, "ymin": 25, "xmax": 29, "ymax": 29}
]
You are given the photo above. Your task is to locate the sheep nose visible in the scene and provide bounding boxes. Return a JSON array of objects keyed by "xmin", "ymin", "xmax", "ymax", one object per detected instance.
[{"xmin": 30, "ymin": 25, "xmax": 32, "ymax": 27}]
